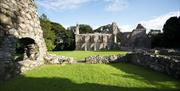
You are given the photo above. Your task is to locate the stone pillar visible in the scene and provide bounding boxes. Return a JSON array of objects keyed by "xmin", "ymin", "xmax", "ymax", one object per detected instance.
[
  {"xmin": 85, "ymin": 36, "xmax": 90, "ymax": 51},
  {"xmin": 94, "ymin": 35, "xmax": 98, "ymax": 51},
  {"xmin": 94, "ymin": 43, "xmax": 97, "ymax": 51},
  {"xmin": 114, "ymin": 35, "xmax": 117, "ymax": 43},
  {"xmin": 75, "ymin": 24, "xmax": 79, "ymax": 34},
  {"xmin": 112, "ymin": 22, "xmax": 118, "ymax": 44},
  {"xmin": 75, "ymin": 24, "xmax": 79, "ymax": 50}
]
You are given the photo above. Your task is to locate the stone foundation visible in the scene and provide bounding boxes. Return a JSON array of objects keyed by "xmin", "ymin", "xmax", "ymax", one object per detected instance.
[{"xmin": 85, "ymin": 52, "xmax": 180, "ymax": 79}]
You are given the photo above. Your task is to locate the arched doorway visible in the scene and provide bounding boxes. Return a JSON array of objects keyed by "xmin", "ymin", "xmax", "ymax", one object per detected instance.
[{"xmin": 15, "ymin": 38, "xmax": 39, "ymax": 61}]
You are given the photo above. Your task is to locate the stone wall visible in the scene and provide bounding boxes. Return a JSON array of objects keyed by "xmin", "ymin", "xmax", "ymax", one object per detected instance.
[
  {"xmin": 75, "ymin": 33, "xmax": 113, "ymax": 51},
  {"xmin": 126, "ymin": 53, "xmax": 180, "ymax": 79},
  {"xmin": 0, "ymin": 0, "xmax": 47, "ymax": 81},
  {"xmin": 85, "ymin": 55, "xmax": 127, "ymax": 64},
  {"xmin": 85, "ymin": 52, "xmax": 180, "ymax": 79},
  {"xmin": 120, "ymin": 24, "xmax": 151, "ymax": 49},
  {"xmin": 75, "ymin": 22, "xmax": 118, "ymax": 51}
]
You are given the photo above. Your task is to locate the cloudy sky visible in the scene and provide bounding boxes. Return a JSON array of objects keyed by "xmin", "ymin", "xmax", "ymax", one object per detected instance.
[{"xmin": 35, "ymin": 0, "xmax": 180, "ymax": 32}]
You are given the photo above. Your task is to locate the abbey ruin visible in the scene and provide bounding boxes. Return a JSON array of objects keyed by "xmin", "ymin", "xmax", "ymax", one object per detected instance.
[
  {"xmin": 75, "ymin": 23, "xmax": 150, "ymax": 51},
  {"xmin": 75, "ymin": 22, "xmax": 118, "ymax": 51},
  {"xmin": 0, "ymin": 0, "xmax": 179, "ymax": 83}
]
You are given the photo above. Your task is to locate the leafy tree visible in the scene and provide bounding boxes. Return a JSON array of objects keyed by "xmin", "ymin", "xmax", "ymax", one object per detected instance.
[
  {"xmin": 68, "ymin": 24, "xmax": 93, "ymax": 34},
  {"xmin": 94, "ymin": 24, "xmax": 121, "ymax": 43},
  {"xmin": 54, "ymin": 30, "xmax": 75, "ymax": 51},
  {"xmin": 163, "ymin": 16, "xmax": 180, "ymax": 48},
  {"xmin": 79, "ymin": 24, "xmax": 93, "ymax": 34},
  {"xmin": 40, "ymin": 14, "xmax": 76, "ymax": 51},
  {"xmin": 40, "ymin": 14, "xmax": 55, "ymax": 51},
  {"xmin": 151, "ymin": 34, "xmax": 164, "ymax": 48},
  {"xmin": 40, "ymin": 13, "xmax": 48, "ymax": 21},
  {"xmin": 94, "ymin": 24, "xmax": 112, "ymax": 33},
  {"xmin": 151, "ymin": 16, "xmax": 180, "ymax": 48},
  {"xmin": 51, "ymin": 22, "xmax": 66, "ymax": 34},
  {"xmin": 49, "ymin": 22, "xmax": 75, "ymax": 50}
]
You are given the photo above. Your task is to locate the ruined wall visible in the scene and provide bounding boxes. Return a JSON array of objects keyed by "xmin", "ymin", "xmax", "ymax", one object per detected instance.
[
  {"xmin": 120, "ymin": 24, "xmax": 151, "ymax": 49},
  {"xmin": 75, "ymin": 22, "xmax": 118, "ymax": 51},
  {"xmin": 75, "ymin": 33, "xmax": 113, "ymax": 51},
  {"xmin": 85, "ymin": 52, "xmax": 180, "ymax": 79},
  {"xmin": 0, "ymin": 0, "xmax": 47, "ymax": 81}
]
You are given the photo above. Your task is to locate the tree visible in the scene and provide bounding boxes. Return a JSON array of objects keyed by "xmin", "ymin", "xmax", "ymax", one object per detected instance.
[
  {"xmin": 39, "ymin": 14, "xmax": 76, "ymax": 51},
  {"xmin": 79, "ymin": 24, "xmax": 93, "ymax": 34},
  {"xmin": 40, "ymin": 14, "xmax": 55, "ymax": 51},
  {"xmin": 40, "ymin": 13, "xmax": 48, "ymax": 21},
  {"xmin": 163, "ymin": 16, "xmax": 180, "ymax": 48},
  {"xmin": 54, "ymin": 30, "xmax": 75, "ymax": 51},
  {"xmin": 51, "ymin": 22, "xmax": 66, "ymax": 34},
  {"xmin": 94, "ymin": 24, "xmax": 121, "ymax": 43},
  {"xmin": 68, "ymin": 24, "xmax": 93, "ymax": 34},
  {"xmin": 151, "ymin": 34, "xmax": 164, "ymax": 48}
]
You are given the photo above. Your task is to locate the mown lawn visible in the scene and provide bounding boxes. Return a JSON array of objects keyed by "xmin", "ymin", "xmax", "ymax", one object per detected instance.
[
  {"xmin": 49, "ymin": 51, "xmax": 128, "ymax": 61},
  {"xmin": 0, "ymin": 64, "xmax": 180, "ymax": 91}
]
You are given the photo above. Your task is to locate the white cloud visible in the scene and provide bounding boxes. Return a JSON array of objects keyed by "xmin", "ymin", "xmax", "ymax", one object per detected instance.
[
  {"xmin": 140, "ymin": 11, "xmax": 180, "ymax": 32},
  {"xmin": 120, "ymin": 11, "xmax": 180, "ymax": 33},
  {"xmin": 105, "ymin": 0, "xmax": 128, "ymax": 12},
  {"xmin": 36, "ymin": 0, "xmax": 128, "ymax": 12},
  {"xmin": 35, "ymin": 0, "xmax": 92, "ymax": 11},
  {"xmin": 120, "ymin": 24, "xmax": 134, "ymax": 32}
]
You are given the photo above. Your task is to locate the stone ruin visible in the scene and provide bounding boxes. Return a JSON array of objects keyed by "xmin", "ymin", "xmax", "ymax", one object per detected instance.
[
  {"xmin": 85, "ymin": 50, "xmax": 180, "ymax": 79},
  {"xmin": 0, "ymin": 0, "xmax": 75, "ymax": 82},
  {"xmin": 0, "ymin": 0, "xmax": 178, "ymax": 83},
  {"xmin": 120, "ymin": 24, "xmax": 151, "ymax": 50},
  {"xmin": 75, "ymin": 22, "xmax": 119, "ymax": 51},
  {"xmin": 0, "ymin": 0, "xmax": 47, "ymax": 81},
  {"xmin": 75, "ymin": 23, "xmax": 151, "ymax": 51}
]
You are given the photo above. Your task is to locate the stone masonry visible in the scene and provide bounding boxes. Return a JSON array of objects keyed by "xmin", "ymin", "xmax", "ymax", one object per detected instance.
[
  {"xmin": 85, "ymin": 51, "xmax": 180, "ymax": 79},
  {"xmin": 0, "ymin": 0, "xmax": 47, "ymax": 81},
  {"xmin": 75, "ymin": 22, "xmax": 118, "ymax": 51}
]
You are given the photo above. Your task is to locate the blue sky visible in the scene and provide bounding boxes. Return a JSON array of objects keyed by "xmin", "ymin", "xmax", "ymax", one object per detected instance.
[{"xmin": 35, "ymin": 0, "xmax": 180, "ymax": 32}]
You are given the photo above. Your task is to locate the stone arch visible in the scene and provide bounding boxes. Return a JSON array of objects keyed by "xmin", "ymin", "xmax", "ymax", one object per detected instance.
[{"xmin": 15, "ymin": 37, "xmax": 39, "ymax": 61}]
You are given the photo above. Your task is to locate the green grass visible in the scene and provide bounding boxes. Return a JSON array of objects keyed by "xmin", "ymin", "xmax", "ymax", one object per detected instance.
[
  {"xmin": 49, "ymin": 51, "xmax": 128, "ymax": 61},
  {"xmin": 1, "ymin": 64, "xmax": 179, "ymax": 91}
]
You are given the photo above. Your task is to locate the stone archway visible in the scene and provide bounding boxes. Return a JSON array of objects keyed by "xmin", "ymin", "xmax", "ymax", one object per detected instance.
[{"xmin": 15, "ymin": 38, "xmax": 39, "ymax": 62}]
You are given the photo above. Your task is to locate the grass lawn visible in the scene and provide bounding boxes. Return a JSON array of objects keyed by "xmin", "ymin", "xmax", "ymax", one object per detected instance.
[
  {"xmin": 49, "ymin": 51, "xmax": 128, "ymax": 61},
  {"xmin": 0, "ymin": 64, "xmax": 179, "ymax": 91}
]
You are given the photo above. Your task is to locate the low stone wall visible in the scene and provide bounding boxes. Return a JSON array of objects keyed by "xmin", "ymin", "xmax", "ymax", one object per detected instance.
[
  {"xmin": 85, "ymin": 53, "xmax": 180, "ymax": 79},
  {"xmin": 126, "ymin": 53, "xmax": 180, "ymax": 79},
  {"xmin": 44, "ymin": 54, "xmax": 76, "ymax": 64},
  {"xmin": 85, "ymin": 55, "xmax": 127, "ymax": 64}
]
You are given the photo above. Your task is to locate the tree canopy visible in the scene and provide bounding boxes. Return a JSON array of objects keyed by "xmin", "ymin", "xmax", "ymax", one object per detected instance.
[
  {"xmin": 40, "ymin": 13, "xmax": 75, "ymax": 51},
  {"xmin": 68, "ymin": 24, "xmax": 93, "ymax": 34},
  {"xmin": 151, "ymin": 16, "xmax": 180, "ymax": 48},
  {"xmin": 40, "ymin": 14, "xmax": 55, "ymax": 51},
  {"xmin": 163, "ymin": 16, "xmax": 180, "ymax": 48}
]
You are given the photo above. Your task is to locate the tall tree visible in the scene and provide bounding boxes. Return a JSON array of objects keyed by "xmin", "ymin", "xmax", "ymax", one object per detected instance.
[
  {"xmin": 68, "ymin": 24, "xmax": 93, "ymax": 34},
  {"xmin": 79, "ymin": 24, "xmax": 93, "ymax": 34},
  {"xmin": 51, "ymin": 22, "xmax": 66, "ymax": 34},
  {"xmin": 163, "ymin": 16, "xmax": 180, "ymax": 48},
  {"xmin": 40, "ymin": 14, "xmax": 55, "ymax": 51},
  {"xmin": 54, "ymin": 30, "xmax": 75, "ymax": 51}
]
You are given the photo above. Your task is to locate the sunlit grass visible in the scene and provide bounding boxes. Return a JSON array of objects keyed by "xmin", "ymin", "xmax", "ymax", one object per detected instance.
[{"xmin": 0, "ymin": 64, "xmax": 179, "ymax": 91}]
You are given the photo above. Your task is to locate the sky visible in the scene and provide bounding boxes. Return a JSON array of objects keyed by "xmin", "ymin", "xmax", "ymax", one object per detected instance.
[{"xmin": 35, "ymin": 0, "xmax": 180, "ymax": 32}]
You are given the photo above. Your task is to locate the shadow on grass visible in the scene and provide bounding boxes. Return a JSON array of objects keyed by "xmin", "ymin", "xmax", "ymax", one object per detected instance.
[
  {"xmin": 0, "ymin": 75, "xmax": 179, "ymax": 91},
  {"xmin": 109, "ymin": 63, "xmax": 180, "ymax": 89}
]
